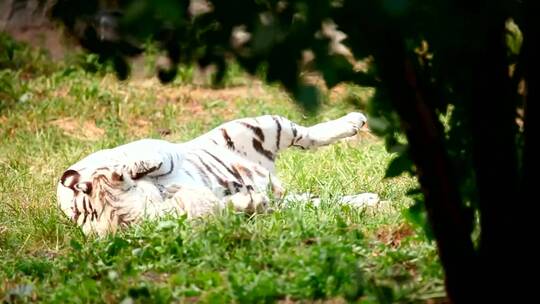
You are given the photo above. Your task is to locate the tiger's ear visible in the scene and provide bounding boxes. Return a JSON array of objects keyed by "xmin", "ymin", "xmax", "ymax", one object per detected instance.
[
  {"xmin": 111, "ymin": 171, "xmax": 124, "ymax": 182},
  {"xmin": 75, "ymin": 182, "xmax": 93, "ymax": 194},
  {"xmin": 60, "ymin": 169, "xmax": 80, "ymax": 189}
]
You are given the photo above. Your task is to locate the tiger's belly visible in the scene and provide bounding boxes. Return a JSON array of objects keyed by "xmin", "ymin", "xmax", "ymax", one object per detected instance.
[{"xmin": 153, "ymin": 145, "xmax": 282, "ymax": 199}]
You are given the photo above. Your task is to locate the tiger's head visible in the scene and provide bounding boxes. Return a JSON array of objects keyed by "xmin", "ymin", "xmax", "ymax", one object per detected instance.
[
  {"xmin": 57, "ymin": 169, "xmax": 114, "ymax": 236},
  {"xmin": 57, "ymin": 167, "xmax": 165, "ymax": 236}
]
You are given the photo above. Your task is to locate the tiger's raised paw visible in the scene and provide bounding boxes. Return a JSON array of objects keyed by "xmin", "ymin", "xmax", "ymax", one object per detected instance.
[{"xmin": 341, "ymin": 112, "xmax": 368, "ymax": 136}]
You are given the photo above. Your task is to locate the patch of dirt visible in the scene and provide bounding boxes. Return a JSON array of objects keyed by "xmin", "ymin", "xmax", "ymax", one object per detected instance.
[
  {"xmin": 50, "ymin": 117, "xmax": 105, "ymax": 141},
  {"xmin": 129, "ymin": 119, "xmax": 152, "ymax": 137},
  {"xmin": 131, "ymin": 78, "xmax": 268, "ymax": 105},
  {"xmin": 183, "ymin": 84, "xmax": 267, "ymax": 103},
  {"xmin": 328, "ymin": 83, "xmax": 348, "ymax": 101},
  {"xmin": 375, "ymin": 223, "xmax": 415, "ymax": 249},
  {"xmin": 118, "ymin": 78, "xmax": 280, "ymax": 128}
]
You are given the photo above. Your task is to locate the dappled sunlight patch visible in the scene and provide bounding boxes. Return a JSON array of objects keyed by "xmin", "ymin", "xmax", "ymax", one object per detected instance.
[{"xmin": 50, "ymin": 117, "xmax": 104, "ymax": 141}]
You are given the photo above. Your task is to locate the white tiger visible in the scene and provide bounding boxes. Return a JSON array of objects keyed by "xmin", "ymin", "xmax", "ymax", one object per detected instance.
[{"xmin": 57, "ymin": 112, "xmax": 380, "ymax": 236}]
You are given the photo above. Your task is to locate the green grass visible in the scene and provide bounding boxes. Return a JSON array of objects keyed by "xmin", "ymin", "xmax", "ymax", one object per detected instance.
[{"xmin": 0, "ymin": 35, "xmax": 443, "ymax": 303}]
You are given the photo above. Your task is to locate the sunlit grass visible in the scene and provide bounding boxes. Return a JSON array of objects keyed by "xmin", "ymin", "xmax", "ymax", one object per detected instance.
[{"xmin": 0, "ymin": 36, "xmax": 442, "ymax": 303}]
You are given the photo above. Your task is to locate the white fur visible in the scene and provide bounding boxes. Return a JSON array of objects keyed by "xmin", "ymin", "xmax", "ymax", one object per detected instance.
[{"xmin": 57, "ymin": 112, "xmax": 379, "ymax": 236}]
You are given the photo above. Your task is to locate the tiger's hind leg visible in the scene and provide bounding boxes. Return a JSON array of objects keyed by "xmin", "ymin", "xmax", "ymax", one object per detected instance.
[
  {"xmin": 188, "ymin": 112, "xmax": 368, "ymax": 172},
  {"xmin": 291, "ymin": 112, "xmax": 368, "ymax": 149},
  {"xmin": 162, "ymin": 184, "xmax": 271, "ymax": 218}
]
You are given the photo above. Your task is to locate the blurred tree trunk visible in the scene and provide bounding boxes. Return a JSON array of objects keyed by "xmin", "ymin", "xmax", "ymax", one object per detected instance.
[
  {"xmin": 370, "ymin": 31, "xmax": 478, "ymax": 303},
  {"xmin": 468, "ymin": 7, "xmax": 520, "ymax": 301},
  {"xmin": 519, "ymin": 0, "xmax": 539, "ymax": 300}
]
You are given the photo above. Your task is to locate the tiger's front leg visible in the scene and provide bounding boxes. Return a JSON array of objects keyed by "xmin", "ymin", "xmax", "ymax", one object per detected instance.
[
  {"xmin": 165, "ymin": 184, "xmax": 270, "ymax": 219},
  {"xmin": 165, "ymin": 184, "xmax": 225, "ymax": 218},
  {"xmin": 223, "ymin": 191, "xmax": 270, "ymax": 214},
  {"xmin": 115, "ymin": 140, "xmax": 183, "ymax": 180}
]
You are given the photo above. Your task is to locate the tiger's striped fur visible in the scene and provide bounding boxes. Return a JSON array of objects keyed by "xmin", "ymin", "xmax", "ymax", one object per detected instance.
[{"xmin": 57, "ymin": 112, "xmax": 379, "ymax": 236}]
